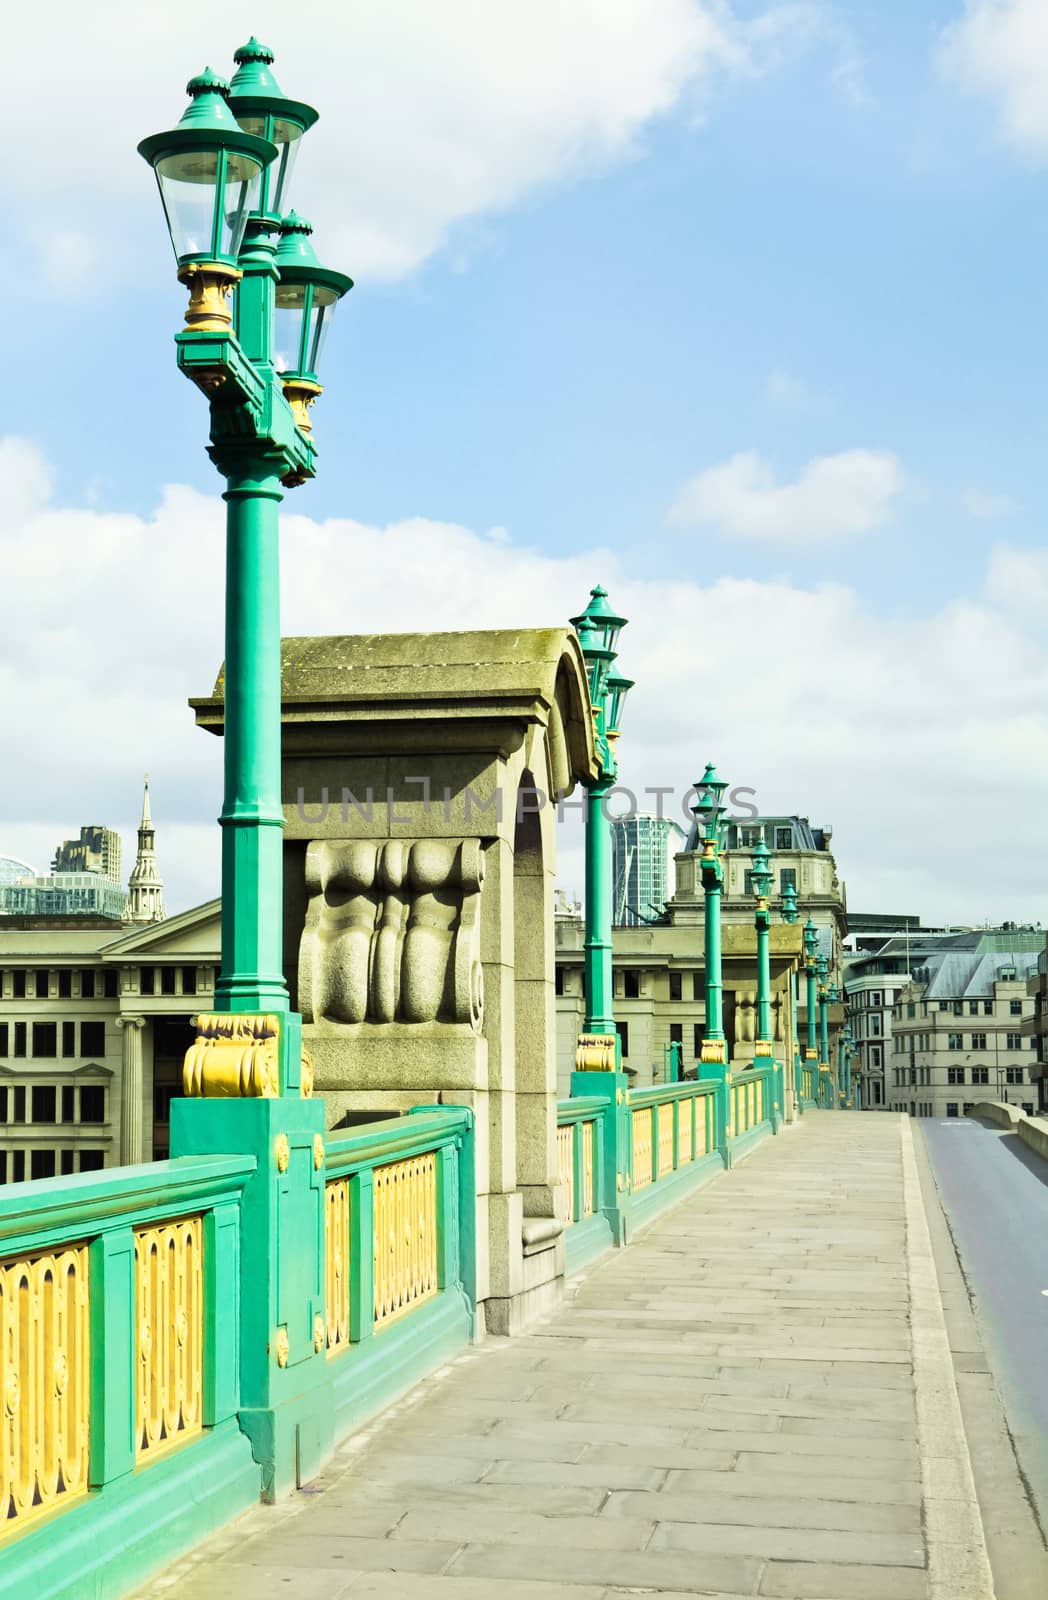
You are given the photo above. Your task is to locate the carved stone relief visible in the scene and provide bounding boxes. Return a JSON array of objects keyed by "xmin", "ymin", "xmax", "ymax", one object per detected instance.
[{"xmin": 299, "ymin": 838, "xmax": 485, "ymax": 1031}]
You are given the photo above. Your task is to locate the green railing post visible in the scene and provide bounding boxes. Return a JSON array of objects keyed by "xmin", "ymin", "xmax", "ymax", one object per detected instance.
[
  {"xmin": 349, "ymin": 1167, "xmax": 376, "ymax": 1344},
  {"xmin": 694, "ymin": 764, "xmax": 731, "ymax": 1165},
  {"xmin": 88, "ymin": 1228, "xmax": 136, "ymax": 1488}
]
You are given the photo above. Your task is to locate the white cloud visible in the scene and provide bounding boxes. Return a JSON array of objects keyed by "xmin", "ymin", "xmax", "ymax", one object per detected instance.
[
  {"xmin": 667, "ymin": 448, "xmax": 905, "ymax": 542},
  {"xmin": 2, "ymin": 435, "xmax": 1048, "ymax": 925},
  {"xmin": 962, "ymin": 486, "xmax": 1019, "ymax": 519},
  {"xmin": 940, "ymin": 1, "xmax": 1048, "ymax": 155},
  {"xmin": 6, "ymin": 1, "xmax": 817, "ymax": 284},
  {"xmin": 764, "ymin": 367, "xmax": 823, "ymax": 412}
]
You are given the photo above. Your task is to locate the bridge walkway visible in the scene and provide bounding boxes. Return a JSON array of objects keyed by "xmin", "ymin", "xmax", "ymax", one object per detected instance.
[{"xmin": 135, "ymin": 1113, "xmax": 1007, "ymax": 1600}]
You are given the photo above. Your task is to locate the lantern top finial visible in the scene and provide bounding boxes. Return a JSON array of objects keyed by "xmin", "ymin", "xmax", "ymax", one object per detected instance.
[{"xmin": 234, "ymin": 37, "xmax": 276, "ymax": 66}]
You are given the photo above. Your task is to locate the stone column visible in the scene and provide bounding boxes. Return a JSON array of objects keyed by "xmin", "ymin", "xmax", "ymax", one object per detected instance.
[{"xmin": 117, "ymin": 1016, "xmax": 146, "ymax": 1165}]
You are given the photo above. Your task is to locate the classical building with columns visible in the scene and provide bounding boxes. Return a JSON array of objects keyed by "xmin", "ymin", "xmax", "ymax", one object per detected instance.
[{"xmin": 0, "ymin": 901, "xmax": 220, "ymax": 1181}]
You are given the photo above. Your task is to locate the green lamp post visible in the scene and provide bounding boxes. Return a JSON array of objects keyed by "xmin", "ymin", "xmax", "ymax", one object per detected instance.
[
  {"xmin": 781, "ymin": 882, "xmax": 803, "ymax": 1116},
  {"xmin": 750, "ymin": 840, "xmax": 774, "ymax": 1053},
  {"xmin": 840, "ymin": 1021, "xmax": 853, "ymax": 1108},
  {"xmin": 694, "ymin": 764, "xmax": 729, "ymax": 1070},
  {"xmin": 571, "ymin": 585, "xmax": 631, "ymax": 1072},
  {"xmin": 141, "ymin": 47, "xmax": 354, "ymax": 1491},
  {"xmin": 802, "ymin": 917, "xmax": 819, "ymax": 1103},
  {"xmin": 139, "ymin": 49, "xmax": 352, "ymax": 1072},
  {"xmin": 817, "ymin": 955, "xmax": 831, "ymax": 1108}
]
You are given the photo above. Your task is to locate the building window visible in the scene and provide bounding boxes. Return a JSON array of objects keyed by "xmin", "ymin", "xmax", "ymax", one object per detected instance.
[
  {"xmin": 1005, "ymin": 1067, "xmax": 1024, "ymax": 1085},
  {"xmin": 909, "ymin": 1067, "xmax": 916, "ymax": 1085},
  {"xmin": 614, "ymin": 1021, "xmax": 629, "ymax": 1059},
  {"xmin": 57, "ymin": 970, "xmax": 72, "ymax": 999},
  {"xmin": 948, "ymin": 1033, "xmax": 963, "ymax": 1050},
  {"xmin": 81, "ymin": 970, "xmax": 95, "ymax": 999},
  {"xmin": 554, "ymin": 967, "xmax": 565, "ymax": 996},
  {"xmin": 160, "ymin": 967, "xmax": 177, "ymax": 997},
  {"xmin": 78, "ymin": 1150, "xmax": 105, "ymax": 1173},
  {"xmin": 80, "ymin": 1021, "xmax": 106, "ymax": 1057},
  {"xmin": 182, "ymin": 967, "xmax": 198, "ymax": 996},
  {"xmin": 1023, "ymin": 1103, "xmax": 1034, "ymax": 1116},
  {"xmin": 952, "ymin": 1000, "xmax": 963, "ymax": 1016},
  {"xmin": 33, "ymin": 1085, "xmax": 57, "ymax": 1123},
  {"xmin": 60, "ymin": 1150, "xmax": 75, "ymax": 1176},
  {"xmin": 669, "ymin": 1022, "xmax": 683, "ymax": 1046},
  {"xmin": 61, "ymin": 1021, "xmax": 75, "ymax": 1057},
  {"xmin": 140, "ymin": 968, "xmax": 155, "ymax": 996},
  {"xmin": 693, "ymin": 1023, "xmax": 704, "ymax": 1058},
  {"xmin": 779, "ymin": 868, "xmax": 797, "ymax": 894},
  {"xmin": 774, "ymin": 827, "xmax": 793, "ymax": 850},
  {"xmin": 103, "ymin": 971, "xmax": 118, "ymax": 998},
  {"xmin": 972, "ymin": 1067, "xmax": 989, "ymax": 1085},
  {"xmin": 1006, "ymin": 1033, "xmax": 1022, "ymax": 1050},
  {"xmin": 692, "ymin": 973, "xmax": 703, "ymax": 1003},
  {"xmin": 907, "ymin": 1003, "xmax": 915, "ymax": 1018},
  {"xmin": 983, "ymin": 1000, "xmax": 993, "ymax": 1015},
  {"xmin": 0, "ymin": 1023, "xmax": 6, "ymax": 1056},
  {"xmin": 947, "ymin": 1103, "xmax": 959, "ymax": 1118},
  {"xmin": 870, "ymin": 991, "xmax": 882, "ymax": 1007},
  {"xmin": 963, "ymin": 1103, "xmax": 973, "ymax": 1115},
  {"xmin": 62, "ymin": 1086, "xmax": 75, "ymax": 1123},
  {"xmin": 32, "ymin": 1022, "xmax": 57, "ymax": 1058},
  {"xmin": 34, "ymin": 970, "xmax": 50, "ymax": 999},
  {"xmin": 79, "ymin": 1086, "xmax": 106, "ymax": 1123},
  {"xmin": 968, "ymin": 1000, "xmax": 979, "ymax": 1015},
  {"xmin": 971, "ymin": 1032, "xmax": 987, "ymax": 1050},
  {"xmin": 870, "ymin": 1016, "xmax": 882, "ymax": 1036},
  {"xmin": 669, "ymin": 972, "xmax": 682, "ymax": 1002},
  {"xmin": 948, "ymin": 1066, "xmax": 965, "ymax": 1085},
  {"xmin": 623, "ymin": 970, "xmax": 640, "ymax": 999},
  {"xmin": 31, "ymin": 1150, "xmax": 56, "ymax": 1180},
  {"xmin": 740, "ymin": 827, "xmax": 761, "ymax": 848},
  {"xmin": 1010, "ymin": 999, "xmax": 1022, "ymax": 1015},
  {"xmin": 13, "ymin": 1022, "xmax": 26, "ymax": 1058},
  {"xmin": 871, "ymin": 1045, "xmax": 882, "ymax": 1067},
  {"xmin": 12, "ymin": 970, "xmax": 26, "ymax": 998}
]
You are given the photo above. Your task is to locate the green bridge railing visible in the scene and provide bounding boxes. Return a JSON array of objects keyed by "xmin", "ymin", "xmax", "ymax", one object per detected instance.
[{"xmin": 0, "ymin": 1106, "xmax": 475, "ymax": 1600}]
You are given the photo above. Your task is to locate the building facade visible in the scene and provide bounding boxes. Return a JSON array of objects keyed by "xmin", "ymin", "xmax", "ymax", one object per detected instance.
[
  {"xmin": 53, "ymin": 824, "xmax": 122, "ymax": 881},
  {"xmin": 0, "ymin": 901, "xmax": 219, "ymax": 1182},
  {"xmin": 888, "ymin": 932, "xmax": 1041, "ymax": 1118},
  {"xmin": 611, "ymin": 813, "xmax": 686, "ymax": 925}
]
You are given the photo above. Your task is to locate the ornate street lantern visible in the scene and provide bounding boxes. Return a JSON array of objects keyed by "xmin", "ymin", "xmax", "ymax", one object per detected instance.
[
  {"xmin": 694, "ymin": 761, "xmax": 729, "ymax": 848},
  {"xmin": 228, "ymin": 38, "xmax": 318, "ymax": 219},
  {"xmin": 781, "ymin": 881, "xmax": 799, "ymax": 923},
  {"xmin": 751, "ymin": 839, "xmax": 773, "ymax": 903},
  {"xmin": 139, "ymin": 69, "xmax": 277, "ymax": 330},
  {"xmin": 571, "ymin": 586, "xmax": 620, "ymax": 710},
  {"xmin": 605, "ymin": 670, "xmax": 634, "ymax": 739},
  {"xmin": 273, "ymin": 213, "xmax": 354, "ymax": 430},
  {"xmin": 803, "ymin": 916, "xmax": 818, "ymax": 963}
]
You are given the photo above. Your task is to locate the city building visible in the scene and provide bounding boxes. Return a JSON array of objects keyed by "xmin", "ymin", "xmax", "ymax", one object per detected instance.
[
  {"xmin": 0, "ymin": 900, "xmax": 220, "ymax": 1181},
  {"xmin": 123, "ymin": 777, "xmax": 167, "ymax": 925},
  {"xmin": 1022, "ymin": 937, "xmax": 1048, "ymax": 1113},
  {"xmin": 555, "ymin": 814, "xmax": 847, "ymax": 1097},
  {"xmin": 53, "ymin": 824, "xmax": 122, "ymax": 881},
  {"xmin": 888, "ymin": 931, "xmax": 1042, "ymax": 1118},
  {"xmin": 0, "ymin": 855, "xmax": 36, "ymax": 887},
  {"xmin": 611, "ymin": 813, "xmax": 686, "ymax": 924},
  {"xmin": 0, "ymin": 871, "xmax": 128, "ymax": 920}
]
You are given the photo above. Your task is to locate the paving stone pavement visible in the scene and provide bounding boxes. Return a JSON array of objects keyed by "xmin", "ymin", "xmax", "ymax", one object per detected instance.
[{"xmin": 134, "ymin": 1113, "xmax": 1000, "ymax": 1600}]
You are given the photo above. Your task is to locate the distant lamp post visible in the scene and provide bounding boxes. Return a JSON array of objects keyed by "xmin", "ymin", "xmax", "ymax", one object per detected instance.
[
  {"xmin": 781, "ymin": 882, "xmax": 803, "ymax": 1116},
  {"xmin": 571, "ymin": 585, "xmax": 631, "ymax": 1071},
  {"xmin": 802, "ymin": 918, "xmax": 819, "ymax": 1103},
  {"xmin": 750, "ymin": 841, "xmax": 775, "ymax": 1055},
  {"xmin": 817, "ymin": 955, "xmax": 832, "ymax": 1108},
  {"xmin": 694, "ymin": 764, "xmax": 730, "ymax": 1072},
  {"xmin": 840, "ymin": 1021, "xmax": 853, "ymax": 1108}
]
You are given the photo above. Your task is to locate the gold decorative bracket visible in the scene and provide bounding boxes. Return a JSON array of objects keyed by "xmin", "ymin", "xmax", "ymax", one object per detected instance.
[
  {"xmin": 701, "ymin": 1038, "xmax": 727, "ymax": 1065},
  {"xmin": 182, "ymin": 1013, "xmax": 280, "ymax": 1098},
  {"xmin": 753, "ymin": 1040, "xmax": 774, "ymax": 1058},
  {"xmin": 575, "ymin": 1032, "xmax": 618, "ymax": 1072},
  {"xmin": 281, "ymin": 377, "xmax": 322, "ymax": 433},
  {"xmin": 177, "ymin": 261, "xmax": 242, "ymax": 332}
]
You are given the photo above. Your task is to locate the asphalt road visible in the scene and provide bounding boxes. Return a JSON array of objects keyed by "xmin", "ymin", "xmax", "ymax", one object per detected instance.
[{"xmin": 921, "ymin": 1114, "xmax": 1048, "ymax": 1522}]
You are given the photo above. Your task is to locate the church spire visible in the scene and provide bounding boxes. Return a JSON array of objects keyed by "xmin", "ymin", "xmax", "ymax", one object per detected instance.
[{"xmin": 123, "ymin": 775, "xmax": 167, "ymax": 924}]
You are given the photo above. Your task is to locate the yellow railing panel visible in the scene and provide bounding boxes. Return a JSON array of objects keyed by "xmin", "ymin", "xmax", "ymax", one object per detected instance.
[
  {"xmin": 325, "ymin": 1178, "xmax": 350, "ymax": 1354},
  {"xmin": 657, "ymin": 1103, "xmax": 674, "ymax": 1177},
  {"xmin": 582, "ymin": 1122, "xmax": 594, "ymax": 1217},
  {"xmin": 632, "ymin": 1108, "xmax": 652, "ymax": 1190},
  {"xmin": 134, "ymin": 1216, "xmax": 203, "ymax": 1461},
  {"xmin": 678, "ymin": 1100, "xmax": 693, "ymax": 1164},
  {"xmin": 374, "ymin": 1153, "xmax": 438, "ymax": 1328},
  {"xmin": 0, "ymin": 1244, "xmax": 90, "ymax": 1538},
  {"xmin": 557, "ymin": 1125, "xmax": 575, "ymax": 1227}
]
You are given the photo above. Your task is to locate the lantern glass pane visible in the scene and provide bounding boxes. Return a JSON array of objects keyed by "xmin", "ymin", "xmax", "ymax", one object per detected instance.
[
  {"xmin": 273, "ymin": 281, "xmax": 309, "ymax": 374},
  {"xmin": 156, "ymin": 149, "xmax": 221, "ymax": 260},
  {"xmin": 235, "ymin": 115, "xmax": 303, "ymax": 214},
  {"xmin": 221, "ymin": 152, "xmax": 263, "ymax": 258},
  {"xmin": 308, "ymin": 287, "xmax": 338, "ymax": 374}
]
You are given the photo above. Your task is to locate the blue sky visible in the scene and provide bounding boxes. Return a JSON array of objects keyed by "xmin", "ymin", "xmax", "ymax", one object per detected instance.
[{"xmin": 4, "ymin": 1, "xmax": 1048, "ymax": 923}]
